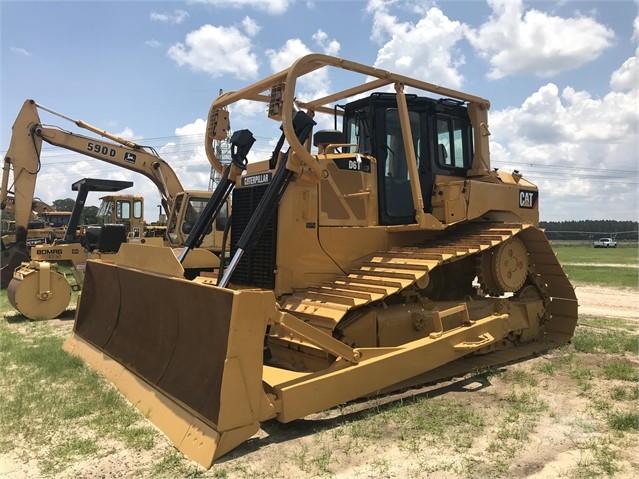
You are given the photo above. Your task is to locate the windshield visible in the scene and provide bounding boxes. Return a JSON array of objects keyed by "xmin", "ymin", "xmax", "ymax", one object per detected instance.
[
  {"xmin": 43, "ymin": 213, "xmax": 71, "ymax": 228},
  {"xmin": 97, "ymin": 199, "xmax": 113, "ymax": 220}
]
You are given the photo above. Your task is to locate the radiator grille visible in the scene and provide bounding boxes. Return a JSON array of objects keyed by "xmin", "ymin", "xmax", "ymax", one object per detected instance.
[{"xmin": 230, "ymin": 184, "xmax": 277, "ymax": 288}]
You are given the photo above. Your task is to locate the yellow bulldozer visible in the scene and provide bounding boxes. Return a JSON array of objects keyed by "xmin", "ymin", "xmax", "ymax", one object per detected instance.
[{"xmin": 63, "ymin": 54, "xmax": 577, "ymax": 468}]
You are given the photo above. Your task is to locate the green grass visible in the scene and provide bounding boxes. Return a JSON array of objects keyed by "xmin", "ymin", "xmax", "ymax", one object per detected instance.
[
  {"xmin": 572, "ymin": 327, "xmax": 638, "ymax": 354},
  {"xmin": 562, "ymin": 265, "xmax": 638, "ymax": 288},
  {"xmin": 150, "ymin": 449, "xmax": 205, "ymax": 478},
  {"xmin": 607, "ymin": 411, "xmax": 639, "ymax": 432},
  {"xmin": 40, "ymin": 437, "xmax": 100, "ymax": 475},
  {"xmin": 579, "ymin": 316, "xmax": 637, "ymax": 331},
  {"xmin": 0, "ymin": 320, "xmax": 157, "ymax": 474},
  {"xmin": 602, "ymin": 359, "xmax": 639, "ymax": 381},
  {"xmin": 610, "ymin": 385, "xmax": 639, "ymax": 401},
  {"xmin": 572, "ymin": 438, "xmax": 621, "ymax": 479},
  {"xmin": 551, "ymin": 244, "xmax": 638, "ymax": 289},
  {"xmin": 552, "ymin": 244, "xmax": 638, "ymax": 264}
]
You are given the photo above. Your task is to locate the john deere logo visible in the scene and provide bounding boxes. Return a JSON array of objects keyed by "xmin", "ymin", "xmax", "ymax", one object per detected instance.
[
  {"xmin": 124, "ymin": 152, "xmax": 137, "ymax": 164},
  {"xmin": 519, "ymin": 190, "xmax": 538, "ymax": 209}
]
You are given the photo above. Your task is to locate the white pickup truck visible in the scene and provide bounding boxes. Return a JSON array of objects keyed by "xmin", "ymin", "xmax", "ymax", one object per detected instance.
[{"xmin": 593, "ymin": 237, "xmax": 618, "ymax": 248}]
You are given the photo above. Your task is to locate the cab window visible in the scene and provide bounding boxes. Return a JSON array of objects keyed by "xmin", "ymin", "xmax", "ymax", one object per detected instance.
[
  {"xmin": 133, "ymin": 200, "xmax": 143, "ymax": 219},
  {"xmin": 116, "ymin": 200, "xmax": 131, "ymax": 220},
  {"xmin": 436, "ymin": 115, "xmax": 471, "ymax": 169},
  {"xmin": 383, "ymin": 108, "xmax": 420, "ymax": 219}
]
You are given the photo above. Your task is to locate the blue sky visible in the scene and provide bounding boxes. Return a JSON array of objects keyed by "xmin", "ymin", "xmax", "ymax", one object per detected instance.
[{"xmin": 1, "ymin": 0, "xmax": 638, "ymax": 223}]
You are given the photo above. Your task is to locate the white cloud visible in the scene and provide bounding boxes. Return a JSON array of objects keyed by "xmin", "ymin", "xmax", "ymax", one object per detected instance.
[
  {"xmin": 150, "ymin": 9, "xmax": 189, "ymax": 24},
  {"xmin": 266, "ymin": 39, "xmax": 325, "ymax": 97},
  {"xmin": 365, "ymin": 1, "xmax": 466, "ymax": 89},
  {"xmin": 266, "ymin": 39, "xmax": 313, "ymax": 73},
  {"xmin": 489, "ymin": 83, "xmax": 638, "ymax": 220},
  {"xmin": 610, "ymin": 53, "xmax": 638, "ymax": 92},
  {"xmin": 158, "ymin": 119, "xmax": 212, "ymax": 190},
  {"xmin": 192, "ymin": 0, "xmax": 291, "ymax": 15},
  {"xmin": 174, "ymin": 119, "xmax": 206, "ymax": 138},
  {"xmin": 113, "ymin": 127, "xmax": 139, "ymax": 141},
  {"xmin": 265, "ymin": 33, "xmax": 341, "ymax": 97},
  {"xmin": 610, "ymin": 7, "xmax": 639, "ymax": 93},
  {"xmin": 465, "ymin": 0, "xmax": 614, "ymax": 79},
  {"xmin": 168, "ymin": 24, "xmax": 259, "ymax": 79},
  {"xmin": 242, "ymin": 16, "xmax": 261, "ymax": 37},
  {"xmin": 10, "ymin": 47, "xmax": 31, "ymax": 56},
  {"xmin": 312, "ymin": 29, "xmax": 340, "ymax": 56},
  {"xmin": 145, "ymin": 39, "xmax": 161, "ymax": 48},
  {"xmin": 231, "ymin": 99, "xmax": 267, "ymax": 119}
]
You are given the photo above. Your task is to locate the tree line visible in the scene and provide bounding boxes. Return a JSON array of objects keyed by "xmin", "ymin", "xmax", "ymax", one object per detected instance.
[
  {"xmin": 540, "ymin": 220, "xmax": 639, "ymax": 240},
  {"xmin": 0, "ymin": 198, "xmax": 99, "ymax": 225},
  {"xmin": 51, "ymin": 198, "xmax": 99, "ymax": 225}
]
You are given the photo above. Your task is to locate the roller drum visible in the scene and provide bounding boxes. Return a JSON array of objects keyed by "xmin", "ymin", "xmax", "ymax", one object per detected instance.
[{"xmin": 8, "ymin": 269, "xmax": 72, "ymax": 320}]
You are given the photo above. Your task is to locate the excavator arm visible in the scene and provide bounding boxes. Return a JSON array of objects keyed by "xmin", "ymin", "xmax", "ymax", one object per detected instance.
[
  {"xmin": 1, "ymin": 99, "xmax": 185, "ymax": 220},
  {"xmin": 1, "ymin": 100, "xmax": 43, "ymax": 236},
  {"xmin": 37, "ymin": 127, "xmax": 180, "ymax": 215}
]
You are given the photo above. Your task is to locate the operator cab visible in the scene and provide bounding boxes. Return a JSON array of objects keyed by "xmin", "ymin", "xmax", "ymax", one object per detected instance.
[
  {"xmin": 96, "ymin": 194, "xmax": 144, "ymax": 238},
  {"xmin": 341, "ymin": 93, "xmax": 474, "ymax": 226}
]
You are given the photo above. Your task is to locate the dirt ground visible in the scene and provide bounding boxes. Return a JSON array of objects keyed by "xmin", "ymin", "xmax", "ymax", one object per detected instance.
[
  {"xmin": 573, "ymin": 284, "xmax": 638, "ymax": 320},
  {"xmin": 1, "ymin": 282, "xmax": 638, "ymax": 479}
]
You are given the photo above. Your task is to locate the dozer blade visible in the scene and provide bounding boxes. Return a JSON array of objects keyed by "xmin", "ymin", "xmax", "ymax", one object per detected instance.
[{"xmin": 63, "ymin": 249, "xmax": 278, "ymax": 468}]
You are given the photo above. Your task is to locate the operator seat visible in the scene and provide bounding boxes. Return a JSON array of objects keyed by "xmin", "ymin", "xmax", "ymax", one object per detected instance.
[{"xmin": 98, "ymin": 224, "xmax": 127, "ymax": 253}]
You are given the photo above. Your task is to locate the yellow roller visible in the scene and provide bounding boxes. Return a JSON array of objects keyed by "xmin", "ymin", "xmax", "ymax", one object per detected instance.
[{"xmin": 7, "ymin": 261, "xmax": 72, "ymax": 320}]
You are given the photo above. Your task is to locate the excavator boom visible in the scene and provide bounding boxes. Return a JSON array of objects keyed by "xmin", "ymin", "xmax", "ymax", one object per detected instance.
[{"xmin": 3, "ymin": 100, "xmax": 184, "ymax": 214}]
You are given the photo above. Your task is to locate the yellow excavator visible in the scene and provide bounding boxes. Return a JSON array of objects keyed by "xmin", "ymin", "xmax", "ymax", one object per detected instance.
[
  {"xmin": 1, "ymin": 99, "xmax": 227, "ymax": 290},
  {"xmin": 64, "ymin": 54, "xmax": 577, "ymax": 467}
]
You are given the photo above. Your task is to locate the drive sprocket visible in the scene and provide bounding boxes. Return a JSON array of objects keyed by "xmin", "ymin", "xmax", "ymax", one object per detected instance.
[{"xmin": 478, "ymin": 236, "xmax": 528, "ymax": 295}]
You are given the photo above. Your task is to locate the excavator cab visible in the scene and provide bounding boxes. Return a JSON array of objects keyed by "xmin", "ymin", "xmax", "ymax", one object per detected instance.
[{"xmin": 165, "ymin": 191, "xmax": 229, "ymax": 249}]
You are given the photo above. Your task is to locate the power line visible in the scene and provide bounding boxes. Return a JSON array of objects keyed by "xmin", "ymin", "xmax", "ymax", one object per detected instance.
[{"xmin": 3, "ymin": 129, "xmax": 637, "ymax": 191}]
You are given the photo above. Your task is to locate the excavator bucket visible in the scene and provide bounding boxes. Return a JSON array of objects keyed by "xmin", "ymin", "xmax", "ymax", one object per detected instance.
[
  {"xmin": 63, "ymin": 244, "xmax": 276, "ymax": 467},
  {"xmin": 1, "ymin": 236, "xmax": 30, "ymax": 289}
]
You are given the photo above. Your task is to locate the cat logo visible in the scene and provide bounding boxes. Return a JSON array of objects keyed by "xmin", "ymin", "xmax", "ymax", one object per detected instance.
[
  {"xmin": 241, "ymin": 172, "xmax": 272, "ymax": 187},
  {"xmin": 519, "ymin": 190, "xmax": 538, "ymax": 209},
  {"xmin": 124, "ymin": 152, "xmax": 137, "ymax": 164}
]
